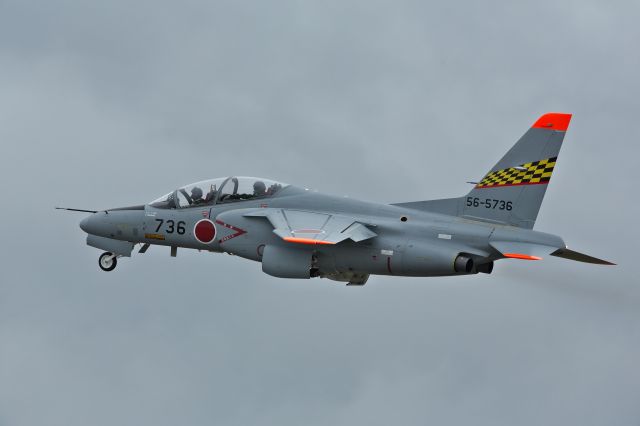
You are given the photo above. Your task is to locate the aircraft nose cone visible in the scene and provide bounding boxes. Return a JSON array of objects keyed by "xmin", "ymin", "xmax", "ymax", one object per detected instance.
[{"xmin": 79, "ymin": 214, "xmax": 96, "ymax": 234}]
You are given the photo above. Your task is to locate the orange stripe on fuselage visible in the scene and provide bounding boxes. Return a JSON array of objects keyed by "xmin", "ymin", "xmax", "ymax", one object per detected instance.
[
  {"xmin": 503, "ymin": 253, "xmax": 542, "ymax": 260},
  {"xmin": 283, "ymin": 237, "xmax": 335, "ymax": 245}
]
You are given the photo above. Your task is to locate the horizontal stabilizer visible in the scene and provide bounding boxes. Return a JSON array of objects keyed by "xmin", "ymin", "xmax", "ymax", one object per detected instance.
[{"xmin": 550, "ymin": 248, "xmax": 615, "ymax": 265}]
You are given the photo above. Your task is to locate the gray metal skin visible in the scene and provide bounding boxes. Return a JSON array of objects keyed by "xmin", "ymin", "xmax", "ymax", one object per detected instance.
[
  {"xmin": 74, "ymin": 113, "xmax": 614, "ymax": 284},
  {"xmin": 79, "ymin": 187, "xmax": 515, "ymax": 280}
]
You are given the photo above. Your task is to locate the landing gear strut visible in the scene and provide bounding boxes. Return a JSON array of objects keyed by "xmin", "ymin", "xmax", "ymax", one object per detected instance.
[{"xmin": 99, "ymin": 252, "xmax": 118, "ymax": 271}]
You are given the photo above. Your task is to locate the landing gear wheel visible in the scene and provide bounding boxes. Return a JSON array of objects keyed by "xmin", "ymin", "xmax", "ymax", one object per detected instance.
[{"xmin": 98, "ymin": 252, "xmax": 117, "ymax": 272}]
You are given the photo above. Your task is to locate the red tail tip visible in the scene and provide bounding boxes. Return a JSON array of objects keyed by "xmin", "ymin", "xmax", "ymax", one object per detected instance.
[{"xmin": 532, "ymin": 113, "xmax": 572, "ymax": 131}]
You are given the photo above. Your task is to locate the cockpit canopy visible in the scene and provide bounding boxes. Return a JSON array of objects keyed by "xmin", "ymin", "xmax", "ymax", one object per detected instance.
[{"xmin": 150, "ymin": 176, "xmax": 288, "ymax": 209}]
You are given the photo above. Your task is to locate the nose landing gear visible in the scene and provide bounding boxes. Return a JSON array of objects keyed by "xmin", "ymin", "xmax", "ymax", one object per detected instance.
[{"xmin": 98, "ymin": 252, "xmax": 118, "ymax": 271}]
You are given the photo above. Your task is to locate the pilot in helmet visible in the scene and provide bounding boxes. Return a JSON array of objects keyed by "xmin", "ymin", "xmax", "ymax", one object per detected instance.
[
  {"xmin": 190, "ymin": 186, "xmax": 204, "ymax": 204},
  {"xmin": 253, "ymin": 181, "xmax": 267, "ymax": 196}
]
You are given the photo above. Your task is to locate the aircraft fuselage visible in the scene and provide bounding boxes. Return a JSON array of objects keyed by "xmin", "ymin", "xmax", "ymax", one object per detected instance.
[{"xmin": 78, "ymin": 185, "xmax": 563, "ymax": 284}]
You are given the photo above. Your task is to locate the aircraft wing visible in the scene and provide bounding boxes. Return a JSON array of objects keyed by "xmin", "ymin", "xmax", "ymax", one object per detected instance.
[{"xmin": 244, "ymin": 209, "xmax": 377, "ymax": 245}]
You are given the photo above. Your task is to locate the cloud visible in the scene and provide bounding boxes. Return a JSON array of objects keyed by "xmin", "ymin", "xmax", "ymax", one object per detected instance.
[{"xmin": 1, "ymin": 0, "xmax": 638, "ymax": 425}]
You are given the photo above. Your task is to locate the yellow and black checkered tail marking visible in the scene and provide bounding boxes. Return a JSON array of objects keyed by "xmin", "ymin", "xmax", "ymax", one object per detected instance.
[{"xmin": 475, "ymin": 157, "xmax": 557, "ymax": 189}]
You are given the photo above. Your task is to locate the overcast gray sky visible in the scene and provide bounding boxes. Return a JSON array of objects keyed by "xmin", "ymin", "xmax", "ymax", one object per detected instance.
[{"xmin": 1, "ymin": 0, "xmax": 639, "ymax": 425}]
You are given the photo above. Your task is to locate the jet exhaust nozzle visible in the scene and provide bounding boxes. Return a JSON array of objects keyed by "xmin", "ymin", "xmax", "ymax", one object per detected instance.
[
  {"xmin": 454, "ymin": 255, "xmax": 474, "ymax": 273},
  {"xmin": 454, "ymin": 255, "xmax": 494, "ymax": 275},
  {"xmin": 476, "ymin": 261, "xmax": 494, "ymax": 274}
]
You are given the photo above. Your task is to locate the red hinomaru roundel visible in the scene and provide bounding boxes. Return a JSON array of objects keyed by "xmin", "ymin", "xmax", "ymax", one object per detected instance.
[{"xmin": 194, "ymin": 219, "xmax": 216, "ymax": 244}]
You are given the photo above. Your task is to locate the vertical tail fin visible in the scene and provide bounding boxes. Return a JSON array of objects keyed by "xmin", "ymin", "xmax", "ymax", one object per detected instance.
[{"xmin": 462, "ymin": 113, "xmax": 572, "ymax": 228}]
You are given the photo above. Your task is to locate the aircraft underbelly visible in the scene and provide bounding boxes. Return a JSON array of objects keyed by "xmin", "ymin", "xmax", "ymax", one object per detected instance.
[{"xmin": 316, "ymin": 245, "xmax": 401, "ymax": 276}]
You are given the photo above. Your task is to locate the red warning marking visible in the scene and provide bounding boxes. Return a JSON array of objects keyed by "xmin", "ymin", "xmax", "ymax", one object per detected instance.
[
  {"xmin": 194, "ymin": 219, "xmax": 216, "ymax": 244},
  {"xmin": 215, "ymin": 220, "xmax": 247, "ymax": 243}
]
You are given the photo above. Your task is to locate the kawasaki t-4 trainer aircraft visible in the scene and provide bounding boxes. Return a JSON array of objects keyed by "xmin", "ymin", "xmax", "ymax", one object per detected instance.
[{"xmin": 60, "ymin": 113, "xmax": 613, "ymax": 284}]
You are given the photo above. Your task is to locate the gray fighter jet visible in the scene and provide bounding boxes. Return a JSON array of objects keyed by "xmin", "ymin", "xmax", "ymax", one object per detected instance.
[{"xmin": 59, "ymin": 113, "xmax": 613, "ymax": 284}]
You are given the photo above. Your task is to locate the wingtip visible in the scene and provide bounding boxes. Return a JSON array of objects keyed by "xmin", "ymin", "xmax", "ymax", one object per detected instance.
[{"xmin": 532, "ymin": 112, "xmax": 572, "ymax": 131}]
